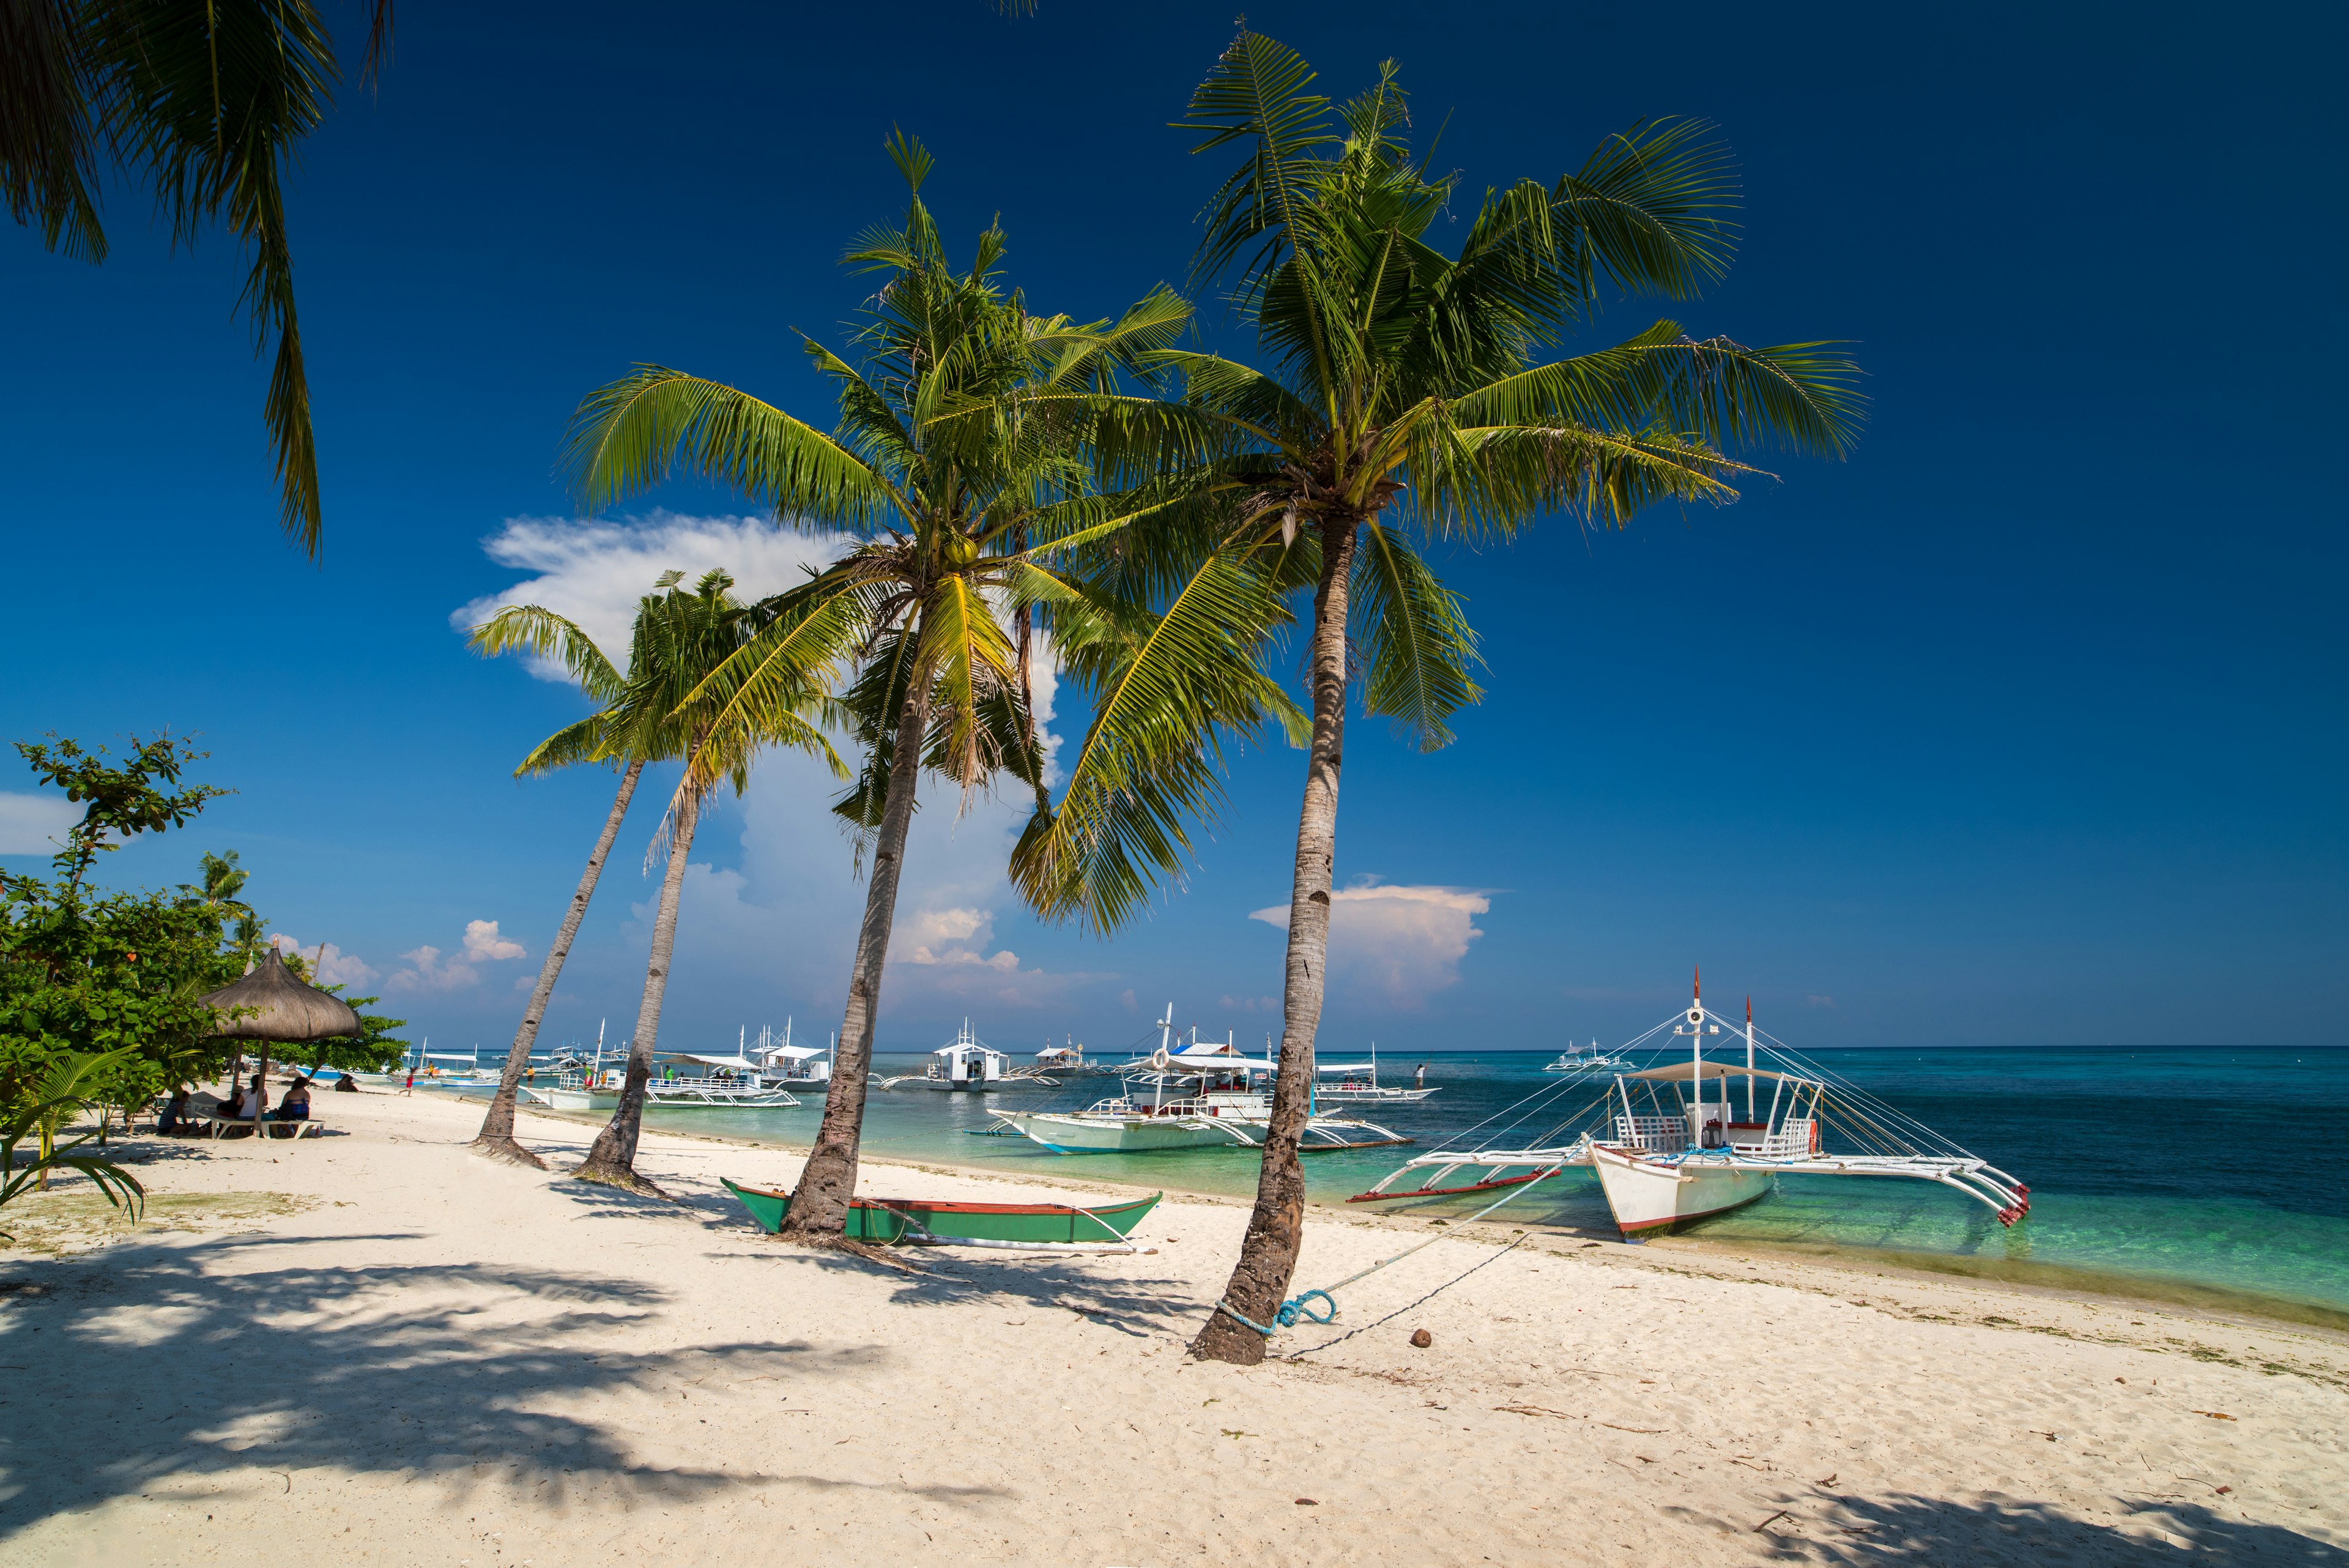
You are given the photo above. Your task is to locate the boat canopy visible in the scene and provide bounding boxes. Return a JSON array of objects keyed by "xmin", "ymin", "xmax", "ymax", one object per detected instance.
[
  {"xmin": 421, "ymin": 1053, "xmax": 481, "ymax": 1063},
  {"xmin": 763, "ymin": 1045, "xmax": 825, "ymax": 1060},
  {"xmin": 1622, "ymin": 1062, "xmax": 1800, "ymax": 1083},
  {"xmin": 1317, "ymin": 1061, "xmax": 1378, "ymax": 1074},
  {"xmin": 934, "ymin": 1042, "xmax": 1005, "ymax": 1057},
  {"xmin": 675, "ymin": 1053, "xmax": 765, "ymax": 1070}
]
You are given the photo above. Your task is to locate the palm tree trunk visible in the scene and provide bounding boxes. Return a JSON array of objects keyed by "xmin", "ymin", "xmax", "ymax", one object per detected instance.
[
  {"xmin": 1192, "ymin": 515, "xmax": 1358, "ymax": 1365},
  {"xmin": 781, "ymin": 652, "xmax": 936, "ymax": 1239},
  {"xmin": 472, "ymin": 760, "xmax": 644, "ymax": 1167},
  {"xmin": 576, "ymin": 767, "xmax": 702, "ymax": 1195}
]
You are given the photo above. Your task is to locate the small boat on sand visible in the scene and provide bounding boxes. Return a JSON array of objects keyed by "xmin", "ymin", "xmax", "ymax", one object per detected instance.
[{"xmin": 721, "ymin": 1178, "xmax": 1159, "ymax": 1252}]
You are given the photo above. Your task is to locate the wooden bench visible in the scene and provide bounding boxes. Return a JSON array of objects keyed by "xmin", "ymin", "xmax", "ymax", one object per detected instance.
[{"xmin": 197, "ymin": 1116, "xmax": 326, "ymax": 1141}]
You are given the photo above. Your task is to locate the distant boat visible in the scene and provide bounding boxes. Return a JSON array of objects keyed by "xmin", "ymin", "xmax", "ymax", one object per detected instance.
[
  {"xmin": 877, "ymin": 1020, "xmax": 1054, "ymax": 1091},
  {"xmin": 721, "ymin": 1177, "xmax": 1159, "ymax": 1253},
  {"xmin": 1312, "ymin": 1040, "xmax": 1439, "ymax": 1104},
  {"xmin": 749, "ymin": 1019, "xmax": 833, "ymax": 1085},
  {"xmin": 1543, "ymin": 1039, "xmax": 1629, "ymax": 1074},
  {"xmin": 1034, "ymin": 1036, "xmax": 1114, "ymax": 1076},
  {"xmin": 990, "ymin": 1005, "xmax": 1411, "ymax": 1153}
]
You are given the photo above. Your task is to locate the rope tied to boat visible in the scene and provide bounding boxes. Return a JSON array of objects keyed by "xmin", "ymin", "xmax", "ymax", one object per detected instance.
[{"xmin": 1206, "ymin": 1167, "xmax": 1560, "ymax": 1341}]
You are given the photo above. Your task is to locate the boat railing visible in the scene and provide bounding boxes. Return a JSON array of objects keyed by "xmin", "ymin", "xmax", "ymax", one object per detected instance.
[
  {"xmin": 1614, "ymin": 1114, "xmax": 1690, "ymax": 1154},
  {"xmin": 1745, "ymin": 1118, "xmax": 1817, "ymax": 1158}
]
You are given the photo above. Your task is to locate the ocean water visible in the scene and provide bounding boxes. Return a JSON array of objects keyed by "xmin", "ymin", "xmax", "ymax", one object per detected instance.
[{"xmin": 486, "ymin": 1045, "xmax": 2349, "ymax": 1321}]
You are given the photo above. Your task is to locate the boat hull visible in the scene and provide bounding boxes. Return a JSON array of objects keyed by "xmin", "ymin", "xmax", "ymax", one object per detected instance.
[
  {"xmin": 721, "ymin": 1178, "xmax": 1160, "ymax": 1245},
  {"xmin": 529, "ymin": 1087, "xmax": 620, "ymax": 1112},
  {"xmin": 993, "ymin": 1112, "xmax": 1244, "ymax": 1153},
  {"xmin": 1590, "ymin": 1144, "xmax": 1775, "ymax": 1235}
]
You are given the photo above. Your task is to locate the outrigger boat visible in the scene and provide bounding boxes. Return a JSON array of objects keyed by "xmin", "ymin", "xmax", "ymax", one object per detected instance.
[
  {"xmin": 646, "ymin": 1058, "xmax": 803, "ymax": 1109},
  {"xmin": 1351, "ymin": 973, "xmax": 2029, "ymax": 1238},
  {"xmin": 721, "ymin": 1177, "xmax": 1159, "ymax": 1253},
  {"xmin": 990, "ymin": 1008, "xmax": 1411, "ymax": 1154},
  {"xmin": 749, "ymin": 1020, "xmax": 833, "ymax": 1084},
  {"xmin": 877, "ymin": 1021, "xmax": 1058, "ymax": 1091},
  {"xmin": 1034, "ymin": 1038, "xmax": 1115, "ymax": 1076},
  {"xmin": 1543, "ymin": 1039, "xmax": 1629, "ymax": 1074},
  {"xmin": 1311, "ymin": 1040, "xmax": 1439, "ymax": 1104}
]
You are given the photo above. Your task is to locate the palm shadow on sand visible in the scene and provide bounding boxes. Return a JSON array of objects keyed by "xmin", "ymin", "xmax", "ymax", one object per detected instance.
[
  {"xmin": 0, "ymin": 1235, "xmax": 1006, "ymax": 1539},
  {"xmin": 1724, "ymin": 1488, "xmax": 2348, "ymax": 1565}
]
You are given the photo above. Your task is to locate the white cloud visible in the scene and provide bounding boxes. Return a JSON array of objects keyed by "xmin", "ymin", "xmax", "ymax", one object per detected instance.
[
  {"xmin": 0, "ymin": 791, "xmax": 78, "ymax": 856},
  {"xmin": 451, "ymin": 512, "xmax": 1099, "ymax": 1041},
  {"xmin": 269, "ymin": 934, "xmax": 380, "ymax": 988},
  {"xmin": 386, "ymin": 945, "xmax": 480, "ymax": 993},
  {"xmin": 896, "ymin": 906, "xmax": 1019, "ymax": 970},
  {"xmin": 1806, "ymin": 994, "xmax": 1837, "ymax": 1009},
  {"xmin": 1219, "ymin": 994, "xmax": 1282, "ymax": 1014},
  {"xmin": 1249, "ymin": 879, "xmax": 1491, "ymax": 1008},
  {"xmin": 607, "ymin": 748, "xmax": 1113, "ymax": 1032},
  {"xmin": 462, "ymin": 919, "xmax": 527, "ymax": 962},
  {"xmin": 451, "ymin": 513, "xmax": 836, "ymax": 680}
]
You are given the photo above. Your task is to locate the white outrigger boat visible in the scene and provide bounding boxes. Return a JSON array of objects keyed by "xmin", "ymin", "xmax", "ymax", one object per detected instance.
[
  {"xmin": 1351, "ymin": 975, "xmax": 2030, "ymax": 1238},
  {"xmin": 990, "ymin": 1007, "xmax": 1412, "ymax": 1154},
  {"xmin": 750, "ymin": 1020, "xmax": 833, "ymax": 1085},
  {"xmin": 877, "ymin": 1021, "xmax": 1057, "ymax": 1091},
  {"xmin": 1543, "ymin": 1039, "xmax": 1630, "ymax": 1074},
  {"xmin": 1311, "ymin": 1041, "xmax": 1439, "ymax": 1104},
  {"xmin": 1034, "ymin": 1038, "xmax": 1115, "ymax": 1076},
  {"xmin": 522, "ymin": 1023, "xmax": 808, "ymax": 1112}
]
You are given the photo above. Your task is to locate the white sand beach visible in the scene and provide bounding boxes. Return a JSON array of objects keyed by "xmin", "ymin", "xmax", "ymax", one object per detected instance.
[{"xmin": 4, "ymin": 1089, "xmax": 2344, "ymax": 1566}]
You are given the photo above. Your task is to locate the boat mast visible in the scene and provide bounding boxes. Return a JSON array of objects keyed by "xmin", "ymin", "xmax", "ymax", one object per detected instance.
[
  {"xmin": 1691, "ymin": 966, "xmax": 1704, "ymax": 1142},
  {"xmin": 1746, "ymin": 997, "xmax": 1756, "ymax": 1121},
  {"xmin": 1155, "ymin": 1002, "xmax": 1173, "ymax": 1112}
]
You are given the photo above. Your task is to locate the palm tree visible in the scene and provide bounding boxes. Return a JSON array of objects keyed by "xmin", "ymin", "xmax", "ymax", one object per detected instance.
[
  {"xmin": 461, "ymin": 598, "xmax": 647, "ymax": 1169},
  {"xmin": 2, "ymin": 1, "xmax": 392, "ymax": 556},
  {"xmin": 565, "ymin": 136, "xmax": 1288, "ymax": 1243},
  {"xmin": 571, "ymin": 569, "xmax": 839, "ymax": 1195},
  {"xmin": 1032, "ymin": 32, "xmax": 1866, "ymax": 1364}
]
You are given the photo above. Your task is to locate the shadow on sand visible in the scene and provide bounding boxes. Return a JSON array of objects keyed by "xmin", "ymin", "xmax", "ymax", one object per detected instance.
[
  {"xmin": 1721, "ymin": 1488, "xmax": 2349, "ymax": 1565},
  {"xmin": 0, "ymin": 1232, "xmax": 1001, "ymax": 1539}
]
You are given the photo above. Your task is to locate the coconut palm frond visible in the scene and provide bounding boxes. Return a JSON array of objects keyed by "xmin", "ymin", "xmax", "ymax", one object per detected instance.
[
  {"xmin": 469, "ymin": 604, "xmax": 626, "ymax": 703},
  {"xmin": 1013, "ymin": 549, "xmax": 1302, "ymax": 932},
  {"xmin": 1352, "ymin": 522, "xmax": 1482, "ymax": 751},
  {"xmin": 565, "ymin": 366, "xmax": 891, "ymax": 529}
]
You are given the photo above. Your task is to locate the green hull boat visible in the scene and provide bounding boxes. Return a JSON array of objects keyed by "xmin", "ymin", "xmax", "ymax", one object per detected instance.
[{"xmin": 721, "ymin": 1177, "xmax": 1160, "ymax": 1249}]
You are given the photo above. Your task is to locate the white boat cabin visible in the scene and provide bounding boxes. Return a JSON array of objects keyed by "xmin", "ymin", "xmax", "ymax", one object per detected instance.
[{"xmin": 932, "ymin": 1022, "xmax": 1012, "ymax": 1086}]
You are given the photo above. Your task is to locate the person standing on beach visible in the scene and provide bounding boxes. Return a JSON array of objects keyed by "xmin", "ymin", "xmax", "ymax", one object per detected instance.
[{"xmin": 402, "ymin": 1067, "xmax": 415, "ymax": 1096}]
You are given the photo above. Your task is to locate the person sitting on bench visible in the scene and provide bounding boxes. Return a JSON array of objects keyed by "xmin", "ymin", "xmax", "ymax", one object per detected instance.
[{"xmin": 273, "ymin": 1078, "xmax": 313, "ymax": 1123}]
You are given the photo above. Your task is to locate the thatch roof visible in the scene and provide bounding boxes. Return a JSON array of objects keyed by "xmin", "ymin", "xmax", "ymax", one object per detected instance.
[{"xmin": 199, "ymin": 948, "xmax": 363, "ymax": 1042}]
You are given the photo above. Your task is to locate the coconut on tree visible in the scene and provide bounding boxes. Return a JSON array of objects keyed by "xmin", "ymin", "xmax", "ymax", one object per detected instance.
[
  {"xmin": 565, "ymin": 136, "xmax": 1293, "ymax": 1246},
  {"xmin": 1019, "ymin": 32, "xmax": 1868, "ymax": 1364}
]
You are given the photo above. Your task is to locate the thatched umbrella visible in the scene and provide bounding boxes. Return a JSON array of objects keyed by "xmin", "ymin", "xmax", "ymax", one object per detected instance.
[{"xmin": 200, "ymin": 948, "xmax": 361, "ymax": 1137}]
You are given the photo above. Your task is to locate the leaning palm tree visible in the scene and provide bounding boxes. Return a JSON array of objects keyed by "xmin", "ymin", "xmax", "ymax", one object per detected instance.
[
  {"xmin": 566, "ymin": 136, "xmax": 1289, "ymax": 1244},
  {"xmin": 563, "ymin": 570, "xmax": 841, "ymax": 1194},
  {"xmin": 461, "ymin": 595, "xmax": 648, "ymax": 1169},
  {"xmin": 2, "ymin": 1, "xmax": 392, "ymax": 555},
  {"xmin": 1025, "ymin": 33, "xmax": 1867, "ymax": 1364}
]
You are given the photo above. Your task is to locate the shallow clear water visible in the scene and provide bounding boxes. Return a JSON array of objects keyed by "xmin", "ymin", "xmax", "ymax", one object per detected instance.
[{"xmin": 448, "ymin": 1046, "xmax": 2349, "ymax": 1316}]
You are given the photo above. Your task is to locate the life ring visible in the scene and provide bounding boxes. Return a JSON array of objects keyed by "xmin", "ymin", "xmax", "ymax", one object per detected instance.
[{"xmin": 1150, "ymin": 1047, "xmax": 1172, "ymax": 1071}]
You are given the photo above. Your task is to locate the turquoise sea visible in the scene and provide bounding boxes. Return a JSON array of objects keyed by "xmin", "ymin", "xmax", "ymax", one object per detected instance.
[{"xmin": 477, "ymin": 1045, "xmax": 2349, "ymax": 1325}]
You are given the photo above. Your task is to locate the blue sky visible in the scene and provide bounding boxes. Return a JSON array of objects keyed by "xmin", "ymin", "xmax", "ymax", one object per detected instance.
[{"xmin": 2, "ymin": 1, "xmax": 2341, "ymax": 1054}]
